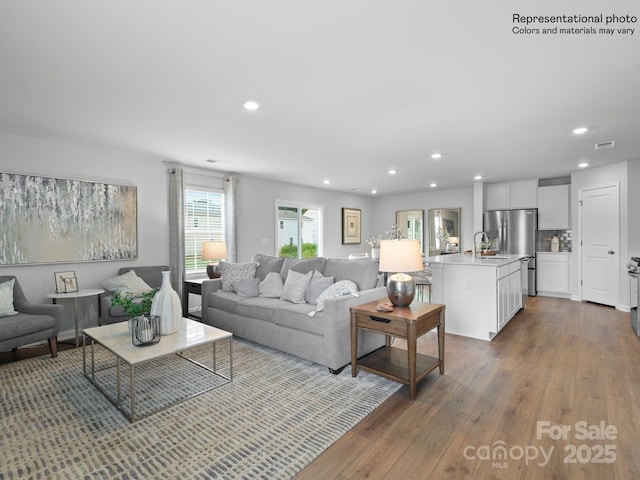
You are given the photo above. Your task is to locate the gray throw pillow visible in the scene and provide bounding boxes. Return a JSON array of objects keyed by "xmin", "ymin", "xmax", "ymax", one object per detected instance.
[
  {"xmin": 259, "ymin": 272, "xmax": 284, "ymax": 297},
  {"xmin": 280, "ymin": 270, "xmax": 313, "ymax": 304},
  {"xmin": 305, "ymin": 270, "xmax": 335, "ymax": 305},
  {"xmin": 252, "ymin": 253, "xmax": 285, "ymax": 281},
  {"xmin": 219, "ymin": 261, "xmax": 258, "ymax": 291},
  {"xmin": 232, "ymin": 277, "xmax": 260, "ymax": 297}
]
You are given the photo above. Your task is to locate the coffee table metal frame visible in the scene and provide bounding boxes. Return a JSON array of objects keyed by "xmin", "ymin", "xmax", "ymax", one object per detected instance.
[{"xmin": 82, "ymin": 318, "xmax": 232, "ymax": 423}]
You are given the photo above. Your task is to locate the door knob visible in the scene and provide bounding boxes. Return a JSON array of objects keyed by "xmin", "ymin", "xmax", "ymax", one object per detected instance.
[{"xmin": 608, "ymin": 250, "xmax": 615, "ymax": 255}]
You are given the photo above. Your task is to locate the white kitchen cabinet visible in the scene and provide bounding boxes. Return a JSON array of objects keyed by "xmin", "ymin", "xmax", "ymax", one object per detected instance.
[
  {"xmin": 486, "ymin": 179, "xmax": 538, "ymax": 210},
  {"xmin": 538, "ymin": 185, "xmax": 570, "ymax": 230},
  {"xmin": 430, "ymin": 256, "xmax": 523, "ymax": 340},
  {"xmin": 537, "ymin": 252, "xmax": 571, "ymax": 297}
]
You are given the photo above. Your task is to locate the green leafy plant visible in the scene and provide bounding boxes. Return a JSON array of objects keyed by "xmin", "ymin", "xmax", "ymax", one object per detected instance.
[{"xmin": 111, "ymin": 290, "xmax": 157, "ymax": 318}]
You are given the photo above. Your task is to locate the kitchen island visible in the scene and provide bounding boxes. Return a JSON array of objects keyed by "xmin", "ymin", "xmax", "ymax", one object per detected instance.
[{"xmin": 428, "ymin": 253, "xmax": 526, "ymax": 340}]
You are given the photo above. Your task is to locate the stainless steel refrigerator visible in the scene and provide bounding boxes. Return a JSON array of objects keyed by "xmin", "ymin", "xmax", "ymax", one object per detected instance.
[{"xmin": 484, "ymin": 208, "xmax": 538, "ymax": 296}]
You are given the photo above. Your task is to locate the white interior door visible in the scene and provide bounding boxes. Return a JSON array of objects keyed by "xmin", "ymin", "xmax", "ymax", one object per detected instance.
[{"xmin": 580, "ymin": 183, "xmax": 619, "ymax": 306}]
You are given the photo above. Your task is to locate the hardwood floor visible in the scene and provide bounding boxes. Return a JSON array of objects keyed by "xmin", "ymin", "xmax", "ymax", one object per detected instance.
[
  {"xmin": 0, "ymin": 341, "xmax": 75, "ymax": 364},
  {"xmin": 295, "ymin": 296, "xmax": 640, "ymax": 480}
]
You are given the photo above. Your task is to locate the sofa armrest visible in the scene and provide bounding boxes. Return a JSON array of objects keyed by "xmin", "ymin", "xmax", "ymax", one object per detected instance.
[
  {"xmin": 17, "ymin": 302, "xmax": 64, "ymax": 335},
  {"xmin": 201, "ymin": 278, "xmax": 223, "ymax": 320},
  {"xmin": 322, "ymin": 286, "xmax": 387, "ymax": 368}
]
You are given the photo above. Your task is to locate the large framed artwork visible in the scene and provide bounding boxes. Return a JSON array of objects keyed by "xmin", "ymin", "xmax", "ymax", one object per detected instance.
[
  {"xmin": 342, "ymin": 207, "xmax": 361, "ymax": 244},
  {"xmin": 0, "ymin": 172, "xmax": 138, "ymax": 265}
]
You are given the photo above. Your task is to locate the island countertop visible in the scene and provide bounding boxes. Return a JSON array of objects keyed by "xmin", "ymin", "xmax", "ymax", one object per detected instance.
[{"xmin": 426, "ymin": 253, "xmax": 524, "ymax": 267}]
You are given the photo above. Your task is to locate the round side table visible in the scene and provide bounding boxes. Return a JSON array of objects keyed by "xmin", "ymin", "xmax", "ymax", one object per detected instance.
[{"xmin": 46, "ymin": 288, "xmax": 105, "ymax": 348}]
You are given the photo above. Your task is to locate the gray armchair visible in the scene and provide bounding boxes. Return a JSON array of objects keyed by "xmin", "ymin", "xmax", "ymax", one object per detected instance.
[
  {"xmin": 100, "ymin": 265, "xmax": 170, "ymax": 324},
  {"xmin": 0, "ymin": 275, "xmax": 63, "ymax": 358}
]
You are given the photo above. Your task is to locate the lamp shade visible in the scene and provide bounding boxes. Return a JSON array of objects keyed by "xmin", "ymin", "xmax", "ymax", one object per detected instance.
[
  {"xmin": 378, "ymin": 239, "xmax": 423, "ymax": 273},
  {"xmin": 202, "ymin": 241, "xmax": 228, "ymax": 261}
]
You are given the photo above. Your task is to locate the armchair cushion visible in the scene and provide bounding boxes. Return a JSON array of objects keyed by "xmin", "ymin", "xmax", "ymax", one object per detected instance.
[
  {"xmin": 0, "ymin": 279, "xmax": 18, "ymax": 317},
  {"xmin": 102, "ymin": 270, "xmax": 153, "ymax": 296}
]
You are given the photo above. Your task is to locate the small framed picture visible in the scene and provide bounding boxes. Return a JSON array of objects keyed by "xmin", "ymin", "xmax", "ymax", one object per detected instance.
[
  {"xmin": 342, "ymin": 207, "xmax": 361, "ymax": 244},
  {"xmin": 54, "ymin": 271, "xmax": 78, "ymax": 293}
]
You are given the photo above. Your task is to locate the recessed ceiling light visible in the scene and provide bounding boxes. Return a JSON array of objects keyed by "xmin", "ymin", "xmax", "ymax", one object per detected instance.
[
  {"xmin": 430, "ymin": 183, "xmax": 437, "ymax": 188},
  {"xmin": 388, "ymin": 169, "xmax": 397, "ymax": 175},
  {"xmin": 323, "ymin": 179, "xmax": 331, "ymax": 185},
  {"xmin": 243, "ymin": 100, "xmax": 260, "ymax": 111},
  {"xmin": 431, "ymin": 153, "xmax": 442, "ymax": 160},
  {"xmin": 474, "ymin": 175, "xmax": 483, "ymax": 181},
  {"xmin": 572, "ymin": 127, "xmax": 588, "ymax": 135},
  {"xmin": 371, "ymin": 189, "xmax": 378, "ymax": 194},
  {"xmin": 578, "ymin": 162, "xmax": 589, "ymax": 168}
]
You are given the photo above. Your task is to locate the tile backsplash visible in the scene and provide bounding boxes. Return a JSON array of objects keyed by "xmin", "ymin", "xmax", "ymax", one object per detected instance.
[{"xmin": 537, "ymin": 229, "xmax": 572, "ymax": 252}]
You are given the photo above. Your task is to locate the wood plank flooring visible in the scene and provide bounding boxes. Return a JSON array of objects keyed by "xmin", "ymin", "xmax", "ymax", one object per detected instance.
[{"xmin": 295, "ymin": 296, "xmax": 640, "ymax": 480}]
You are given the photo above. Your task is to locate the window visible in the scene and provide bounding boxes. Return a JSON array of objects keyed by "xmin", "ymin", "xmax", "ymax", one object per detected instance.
[
  {"xmin": 276, "ymin": 200, "xmax": 322, "ymax": 258},
  {"xmin": 185, "ymin": 189, "xmax": 224, "ymax": 274}
]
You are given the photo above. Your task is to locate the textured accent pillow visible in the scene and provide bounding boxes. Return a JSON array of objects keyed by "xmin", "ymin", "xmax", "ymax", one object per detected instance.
[
  {"xmin": 305, "ymin": 270, "xmax": 335, "ymax": 305},
  {"xmin": 102, "ymin": 270, "xmax": 153, "ymax": 296},
  {"xmin": 308, "ymin": 280, "xmax": 359, "ymax": 317},
  {"xmin": 232, "ymin": 277, "xmax": 260, "ymax": 297},
  {"xmin": 280, "ymin": 270, "xmax": 313, "ymax": 304},
  {"xmin": 220, "ymin": 261, "xmax": 258, "ymax": 291},
  {"xmin": 259, "ymin": 272, "xmax": 284, "ymax": 298},
  {"xmin": 0, "ymin": 279, "xmax": 18, "ymax": 317}
]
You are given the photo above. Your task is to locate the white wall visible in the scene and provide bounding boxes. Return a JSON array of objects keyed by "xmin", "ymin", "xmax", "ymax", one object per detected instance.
[
  {"xmin": 570, "ymin": 160, "xmax": 629, "ymax": 309},
  {"xmin": 628, "ymin": 158, "xmax": 640, "ymax": 257},
  {"xmin": 370, "ymin": 187, "xmax": 475, "ymax": 254},
  {"xmin": 0, "ymin": 132, "xmax": 171, "ymax": 336},
  {"xmin": 236, "ymin": 175, "xmax": 376, "ymax": 261}
]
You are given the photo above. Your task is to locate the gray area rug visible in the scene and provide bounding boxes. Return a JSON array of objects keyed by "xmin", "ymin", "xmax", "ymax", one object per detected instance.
[{"xmin": 0, "ymin": 338, "xmax": 399, "ymax": 479}]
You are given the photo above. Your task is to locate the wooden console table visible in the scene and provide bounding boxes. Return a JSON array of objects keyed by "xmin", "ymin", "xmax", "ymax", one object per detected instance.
[{"xmin": 350, "ymin": 300, "xmax": 445, "ymax": 399}]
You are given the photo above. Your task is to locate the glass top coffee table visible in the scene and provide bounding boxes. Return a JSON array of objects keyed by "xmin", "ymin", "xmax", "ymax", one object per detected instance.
[{"xmin": 82, "ymin": 318, "xmax": 232, "ymax": 422}]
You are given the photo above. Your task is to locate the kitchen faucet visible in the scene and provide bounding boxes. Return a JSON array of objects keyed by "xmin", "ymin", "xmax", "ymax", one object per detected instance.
[{"xmin": 473, "ymin": 231, "xmax": 489, "ymax": 257}]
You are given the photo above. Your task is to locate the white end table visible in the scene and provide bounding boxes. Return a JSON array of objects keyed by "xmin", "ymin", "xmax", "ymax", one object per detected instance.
[{"xmin": 47, "ymin": 288, "xmax": 105, "ymax": 348}]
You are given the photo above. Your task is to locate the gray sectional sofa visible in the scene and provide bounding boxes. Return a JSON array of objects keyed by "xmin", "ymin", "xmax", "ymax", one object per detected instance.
[{"xmin": 201, "ymin": 254, "xmax": 387, "ymax": 372}]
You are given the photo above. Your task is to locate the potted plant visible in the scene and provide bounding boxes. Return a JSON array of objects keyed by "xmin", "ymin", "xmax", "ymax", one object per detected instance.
[
  {"xmin": 366, "ymin": 234, "xmax": 382, "ymax": 259},
  {"xmin": 110, "ymin": 290, "xmax": 157, "ymax": 318},
  {"xmin": 110, "ymin": 290, "xmax": 160, "ymax": 345}
]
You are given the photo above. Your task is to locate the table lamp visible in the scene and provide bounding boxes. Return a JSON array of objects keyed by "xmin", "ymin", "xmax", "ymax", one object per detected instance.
[
  {"xmin": 202, "ymin": 241, "xmax": 228, "ymax": 279},
  {"xmin": 379, "ymin": 239, "xmax": 424, "ymax": 307}
]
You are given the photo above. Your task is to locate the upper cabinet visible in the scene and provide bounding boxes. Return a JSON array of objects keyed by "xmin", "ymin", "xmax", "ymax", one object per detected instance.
[
  {"xmin": 485, "ymin": 179, "xmax": 538, "ymax": 211},
  {"xmin": 538, "ymin": 185, "xmax": 570, "ymax": 230}
]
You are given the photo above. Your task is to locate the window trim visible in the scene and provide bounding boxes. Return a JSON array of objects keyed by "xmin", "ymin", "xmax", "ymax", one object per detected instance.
[{"xmin": 274, "ymin": 199, "xmax": 323, "ymax": 259}]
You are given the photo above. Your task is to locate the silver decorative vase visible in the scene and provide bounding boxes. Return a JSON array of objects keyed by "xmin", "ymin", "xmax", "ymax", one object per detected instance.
[{"xmin": 150, "ymin": 271, "xmax": 182, "ymax": 335}]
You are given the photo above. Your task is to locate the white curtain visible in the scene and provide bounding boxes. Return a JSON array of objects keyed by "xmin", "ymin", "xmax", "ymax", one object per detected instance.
[{"xmin": 224, "ymin": 175, "xmax": 239, "ymax": 263}]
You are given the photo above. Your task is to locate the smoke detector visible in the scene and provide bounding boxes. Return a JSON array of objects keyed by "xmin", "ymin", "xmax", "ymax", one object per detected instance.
[{"xmin": 594, "ymin": 141, "xmax": 615, "ymax": 150}]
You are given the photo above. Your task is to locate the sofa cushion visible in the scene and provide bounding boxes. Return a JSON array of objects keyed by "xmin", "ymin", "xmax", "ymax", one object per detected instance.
[
  {"xmin": 0, "ymin": 279, "xmax": 18, "ymax": 317},
  {"xmin": 252, "ymin": 253, "xmax": 285, "ymax": 281},
  {"xmin": 102, "ymin": 270, "xmax": 153, "ymax": 296},
  {"xmin": 259, "ymin": 272, "xmax": 284, "ymax": 298},
  {"xmin": 280, "ymin": 270, "xmax": 313, "ymax": 304},
  {"xmin": 276, "ymin": 303, "xmax": 323, "ymax": 336},
  {"xmin": 280, "ymin": 257, "xmax": 327, "ymax": 281},
  {"xmin": 232, "ymin": 277, "xmax": 260, "ymax": 297},
  {"xmin": 219, "ymin": 261, "xmax": 258, "ymax": 291},
  {"xmin": 309, "ymin": 280, "xmax": 359, "ymax": 317},
  {"xmin": 305, "ymin": 270, "xmax": 334, "ymax": 305},
  {"xmin": 322, "ymin": 258, "xmax": 379, "ymax": 290},
  {"xmin": 236, "ymin": 297, "xmax": 290, "ymax": 324},
  {"xmin": 209, "ymin": 291, "xmax": 243, "ymax": 314}
]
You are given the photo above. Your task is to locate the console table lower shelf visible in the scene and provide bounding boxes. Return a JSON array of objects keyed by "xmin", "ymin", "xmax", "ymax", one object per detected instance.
[{"xmin": 350, "ymin": 300, "xmax": 445, "ymax": 400}]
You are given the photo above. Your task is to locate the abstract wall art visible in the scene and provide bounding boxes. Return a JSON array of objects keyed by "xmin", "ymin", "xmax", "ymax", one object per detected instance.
[{"xmin": 0, "ymin": 172, "xmax": 138, "ymax": 265}]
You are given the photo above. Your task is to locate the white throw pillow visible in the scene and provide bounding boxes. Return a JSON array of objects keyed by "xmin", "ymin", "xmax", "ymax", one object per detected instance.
[
  {"xmin": 0, "ymin": 279, "xmax": 18, "ymax": 317},
  {"xmin": 219, "ymin": 261, "xmax": 258, "ymax": 292},
  {"xmin": 280, "ymin": 270, "xmax": 313, "ymax": 304},
  {"xmin": 102, "ymin": 270, "xmax": 153, "ymax": 297},
  {"xmin": 305, "ymin": 270, "xmax": 334, "ymax": 305},
  {"xmin": 308, "ymin": 280, "xmax": 359, "ymax": 317},
  {"xmin": 259, "ymin": 272, "xmax": 284, "ymax": 298}
]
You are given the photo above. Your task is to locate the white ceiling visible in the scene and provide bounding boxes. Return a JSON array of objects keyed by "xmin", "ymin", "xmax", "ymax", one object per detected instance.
[{"xmin": 1, "ymin": 1, "xmax": 639, "ymax": 196}]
